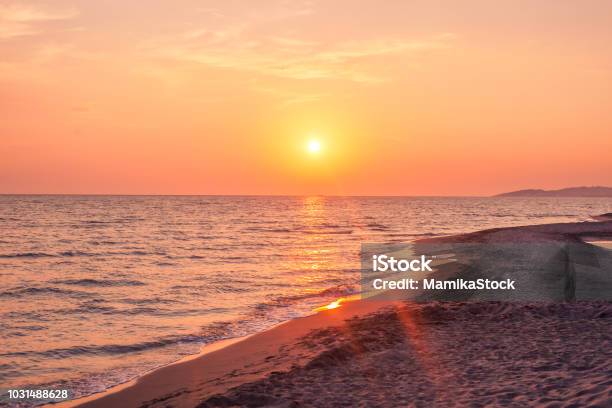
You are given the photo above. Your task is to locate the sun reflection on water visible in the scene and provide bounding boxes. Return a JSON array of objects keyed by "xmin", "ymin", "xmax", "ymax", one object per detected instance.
[{"xmin": 314, "ymin": 298, "xmax": 344, "ymax": 312}]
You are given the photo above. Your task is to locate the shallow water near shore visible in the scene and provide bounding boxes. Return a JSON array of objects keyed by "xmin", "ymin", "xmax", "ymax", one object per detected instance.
[{"xmin": 1, "ymin": 195, "xmax": 611, "ymax": 405}]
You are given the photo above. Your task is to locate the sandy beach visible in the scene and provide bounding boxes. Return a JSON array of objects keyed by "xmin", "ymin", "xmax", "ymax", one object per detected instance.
[{"xmin": 66, "ymin": 217, "xmax": 612, "ymax": 408}]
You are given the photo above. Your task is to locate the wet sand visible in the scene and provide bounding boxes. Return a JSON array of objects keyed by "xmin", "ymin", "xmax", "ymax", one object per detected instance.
[
  {"xmin": 69, "ymin": 298, "xmax": 397, "ymax": 408},
  {"xmin": 71, "ymin": 218, "xmax": 612, "ymax": 408}
]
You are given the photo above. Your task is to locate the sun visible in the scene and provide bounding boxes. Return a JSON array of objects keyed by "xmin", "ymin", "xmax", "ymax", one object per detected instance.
[{"xmin": 307, "ymin": 139, "xmax": 321, "ymax": 154}]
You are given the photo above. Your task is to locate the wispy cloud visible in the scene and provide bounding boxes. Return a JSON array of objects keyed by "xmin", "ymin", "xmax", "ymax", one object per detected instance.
[
  {"xmin": 152, "ymin": 30, "xmax": 454, "ymax": 83},
  {"xmin": 0, "ymin": 3, "xmax": 77, "ymax": 40},
  {"xmin": 144, "ymin": 1, "xmax": 454, "ymax": 85}
]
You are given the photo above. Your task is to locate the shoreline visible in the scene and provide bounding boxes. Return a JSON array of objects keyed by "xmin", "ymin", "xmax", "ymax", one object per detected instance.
[
  {"xmin": 70, "ymin": 298, "xmax": 398, "ymax": 408},
  {"xmin": 49, "ymin": 293, "xmax": 363, "ymax": 408},
  {"xmin": 50, "ymin": 336, "xmax": 250, "ymax": 408},
  {"xmin": 63, "ymin": 218, "xmax": 612, "ymax": 407}
]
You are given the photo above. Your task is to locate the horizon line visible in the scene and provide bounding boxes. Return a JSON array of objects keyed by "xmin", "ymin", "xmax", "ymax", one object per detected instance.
[
  {"xmin": 0, "ymin": 193, "xmax": 491, "ymax": 198},
  {"xmin": 2, "ymin": 187, "xmax": 608, "ymax": 198}
]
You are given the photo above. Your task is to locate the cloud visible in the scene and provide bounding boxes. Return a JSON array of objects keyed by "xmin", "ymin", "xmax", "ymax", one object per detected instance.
[
  {"xmin": 151, "ymin": 31, "xmax": 454, "ymax": 83},
  {"xmin": 0, "ymin": 3, "xmax": 77, "ymax": 39},
  {"xmin": 143, "ymin": 0, "xmax": 454, "ymax": 84}
]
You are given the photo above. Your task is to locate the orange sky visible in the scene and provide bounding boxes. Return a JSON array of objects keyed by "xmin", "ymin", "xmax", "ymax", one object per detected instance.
[{"xmin": 1, "ymin": 0, "xmax": 611, "ymax": 195}]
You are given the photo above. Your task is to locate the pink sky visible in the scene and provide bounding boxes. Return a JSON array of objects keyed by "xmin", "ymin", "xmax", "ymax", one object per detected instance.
[{"xmin": 1, "ymin": 0, "xmax": 611, "ymax": 195}]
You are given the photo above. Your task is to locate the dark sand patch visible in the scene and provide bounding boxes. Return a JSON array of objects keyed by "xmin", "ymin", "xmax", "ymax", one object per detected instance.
[{"xmin": 200, "ymin": 302, "xmax": 612, "ymax": 408}]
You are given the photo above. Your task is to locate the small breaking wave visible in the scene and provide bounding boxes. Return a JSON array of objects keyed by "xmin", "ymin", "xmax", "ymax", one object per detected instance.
[
  {"xmin": 0, "ymin": 334, "xmax": 208, "ymax": 359},
  {"xmin": 254, "ymin": 283, "xmax": 358, "ymax": 312}
]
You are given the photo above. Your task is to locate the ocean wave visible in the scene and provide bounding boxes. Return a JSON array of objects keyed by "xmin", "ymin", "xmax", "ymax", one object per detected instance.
[
  {"xmin": 1, "ymin": 334, "xmax": 208, "ymax": 359},
  {"xmin": 128, "ymin": 250, "xmax": 151, "ymax": 256},
  {"xmin": 1, "ymin": 310, "xmax": 47, "ymax": 321},
  {"xmin": 244, "ymin": 224, "xmax": 358, "ymax": 234},
  {"xmin": 57, "ymin": 302, "xmax": 225, "ymax": 318},
  {"xmin": 526, "ymin": 213, "xmax": 577, "ymax": 218},
  {"xmin": 0, "ymin": 216, "xmax": 21, "ymax": 222},
  {"xmin": 74, "ymin": 218, "xmax": 145, "ymax": 226},
  {"xmin": 169, "ymin": 280, "xmax": 253, "ymax": 294},
  {"xmin": 365, "ymin": 222, "xmax": 389, "ymax": 230},
  {"xmin": 55, "ymin": 304, "xmax": 136, "ymax": 316},
  {"xmin": 207, "ymin": 282, "xmax": 253, "ymax": 294},
  {"xmin": 0, "ymin": 286, "xmax": 89, "ymax": 299},
  {"xmin": 58, "ymin": 250, "xmax": 95, "ymax": 257},
  {"xmin": 301, "ymin": 229, "xmax": 354, "ymax": 235},
  {"xmin": 88, "ymin": 240, "xmax": 121, "ymax": 245},
  {"xmin": 120, "ymin": 297, "xmax": 180, "ymax": 306},
  {"xmin": 154, "ymin": 261, "xmax": 177, "ymax": 266},
  {"xmin": 0, "ymin": 249, "xmax": 170, "ymax": 259},
  {"xmin": 0, "ymin": 252, "xmax": 55, "ymax": 258},
  {"xmin": 52, "ymin": 278, "xmax": 146, "ymax": 287},
  {"xmin": 254, "ymin": 284, "xmax": 357, "ymax": 312},
  {"xmin": 243, "ymin": 227, "xmax": 293, "ymax": 233}
]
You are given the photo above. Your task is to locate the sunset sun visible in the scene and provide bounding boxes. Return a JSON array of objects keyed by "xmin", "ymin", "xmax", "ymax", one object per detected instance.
[{"xmin": 307, "ymin": 139, "xmax": 321, "ymax": 154}]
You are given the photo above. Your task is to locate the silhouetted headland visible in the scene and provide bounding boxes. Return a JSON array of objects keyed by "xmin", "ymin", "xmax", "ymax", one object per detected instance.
[{"xmin": 495, "ymin": 186, "xmax": 612, "ymax": 197}]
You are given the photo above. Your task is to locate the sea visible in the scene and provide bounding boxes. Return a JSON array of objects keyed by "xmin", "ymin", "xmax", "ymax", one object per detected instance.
[{"xmin": 1, "ymin": 195, "xmax": 611, "ymax": 405}]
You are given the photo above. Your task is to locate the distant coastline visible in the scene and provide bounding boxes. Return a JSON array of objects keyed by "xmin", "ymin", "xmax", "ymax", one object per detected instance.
[{"xmin": 495, "ymin": 186, "xmax": 612, "ymax": 197}]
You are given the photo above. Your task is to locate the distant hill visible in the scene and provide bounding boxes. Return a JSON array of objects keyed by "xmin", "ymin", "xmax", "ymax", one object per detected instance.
[{"xmin": 495, "ymin": 186, "xmax": 612, "ymax": 197}]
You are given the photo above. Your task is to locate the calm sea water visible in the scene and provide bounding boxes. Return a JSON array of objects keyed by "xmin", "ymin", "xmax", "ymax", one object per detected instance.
[{"xmin": 1, "ymin": 195, "xmax": 611, "ymax": 404}]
